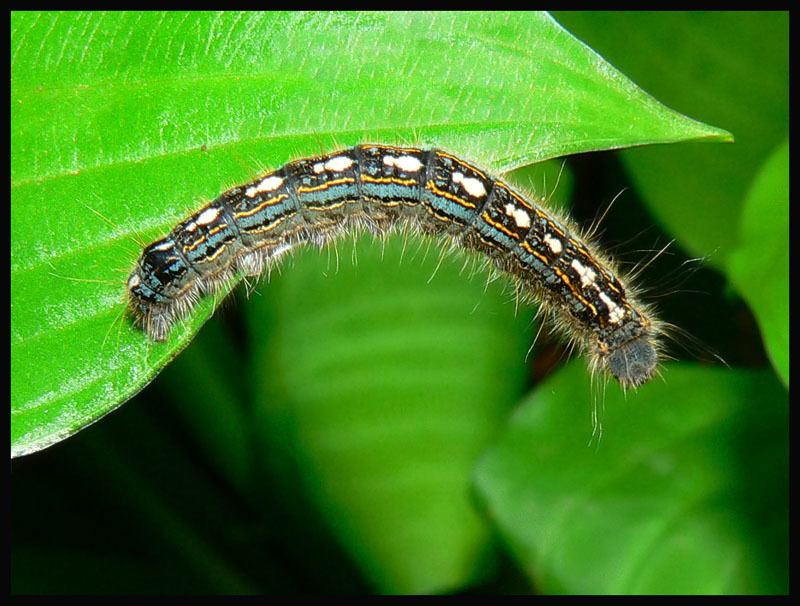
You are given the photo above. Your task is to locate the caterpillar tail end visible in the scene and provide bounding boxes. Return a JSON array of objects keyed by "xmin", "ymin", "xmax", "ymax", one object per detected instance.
[{"xmin": 604, "ymin": 335, "xmax": 659, "ymax": 388}]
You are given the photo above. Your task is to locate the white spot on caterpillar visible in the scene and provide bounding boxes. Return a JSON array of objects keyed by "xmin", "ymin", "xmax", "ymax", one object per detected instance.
[
  {"xmin": 571, "ymin": 258, "xmax": 596, "ymax": 288},
  {"xmin": 544, "ymin": 234, "xmax": 562, "ymax": 255},
  {"xmin": 247, "ymin": 175, "xmax": 285, "ymax": 197},
  {"xmin": 383, "ymin": 154, "xmax": 424, "ymax": 173},
  {"xmin": 314, "ymin": 156, "xmax": 355, "ymax": 174},
  {"xmin": 504, "ymin": 203, "xmax": 531, "ymax": 228},
  {"xmin": 152, "ymin": 240, "xmax": 175, "ymax": 252},
  {"xmin": 599, "ymin": 291, "xmax": 626, "ymax": 324},
  {"xmin": 196, "ymin": 207, "xmax": 220, "ymax": 226},
  {"xmin": 452, "ymin": 171, "xmax": 487, "ymax": 198}
]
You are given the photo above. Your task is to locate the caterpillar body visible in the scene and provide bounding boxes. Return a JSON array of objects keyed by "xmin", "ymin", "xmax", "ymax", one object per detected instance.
[{"xmin": 126, "ymin": 144, "xmax": 661, "ymax": 387}]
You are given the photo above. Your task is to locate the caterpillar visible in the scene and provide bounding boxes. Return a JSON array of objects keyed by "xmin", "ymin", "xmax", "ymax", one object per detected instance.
[{"xmin": 126, "ymin": 144, "xmax": 661, "ymax": 387}]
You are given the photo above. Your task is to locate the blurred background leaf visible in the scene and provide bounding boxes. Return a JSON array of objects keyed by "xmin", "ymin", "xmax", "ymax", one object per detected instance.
[
  {"xmin": 726, "ymin": 140, "xmax": 789, "ymax": 386},
  {"xmin": 474, "ymin": 363, "xmax": 788, "ymax": 594}
]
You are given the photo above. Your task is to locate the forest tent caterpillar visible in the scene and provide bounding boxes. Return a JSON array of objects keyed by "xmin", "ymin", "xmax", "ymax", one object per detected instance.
[{"xmin": 126, "ymin": 144, "xmax": 661, "ymax": 387}]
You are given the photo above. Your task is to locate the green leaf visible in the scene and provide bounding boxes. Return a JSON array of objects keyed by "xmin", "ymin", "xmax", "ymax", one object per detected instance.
[
  {"xmin": 245, "ymin": 234, "xmax": 536, "ymax": 593},
  {"xmin": 11, "ymin": 11, "xmax": 728, "ymax": 458},
  {"xmin": 727, "ymin": 140, "xmax": 789, "ymax": 387},
  {"xmin": 475, "ymin": 362, "xmax": 788, "ymax": 595}
]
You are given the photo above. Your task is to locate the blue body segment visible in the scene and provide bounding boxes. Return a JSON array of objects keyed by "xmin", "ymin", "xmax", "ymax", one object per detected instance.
[
  {"xmin": 358, "ymin": 145, "xmax": 427, "ymax": 222},
  {"xmin": 420, "ymin": 149, "xmax": 488, "ymax": 232}
]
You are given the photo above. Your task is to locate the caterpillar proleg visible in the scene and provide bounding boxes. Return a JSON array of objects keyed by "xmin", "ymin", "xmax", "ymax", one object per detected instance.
[{"xmin": 127, "ymin": 144, "xmax": 661, "ymax": 387}]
